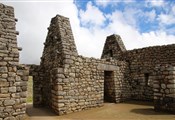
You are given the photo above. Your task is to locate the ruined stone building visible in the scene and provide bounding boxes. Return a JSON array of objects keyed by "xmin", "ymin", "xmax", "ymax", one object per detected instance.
[{"xmin": 0, "ymin": 3, "xmax": 175, "ymax": 120}]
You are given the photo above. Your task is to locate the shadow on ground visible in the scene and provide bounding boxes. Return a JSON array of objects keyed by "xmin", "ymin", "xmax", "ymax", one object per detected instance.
[
  {"xmin": 130, "ymin": 108, "xmax": 173, "ymax": 115},
  {"xmin": 27, "ymin": 104, "xmax": 57, "ymax": 117},
  {"xmin": 126, "ymin": 101, "xmax": 173, "ymax": 115},
  {"xmin": 26, "ymin": 102, "xmax": 175, "ymax": 120},
  {"xmin": 123, "ymin": 100, "xmax": 153, "ymax": 106}
]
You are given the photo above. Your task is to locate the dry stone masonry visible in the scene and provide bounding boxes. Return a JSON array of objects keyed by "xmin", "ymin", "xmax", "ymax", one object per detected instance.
[
  {"xmin": 0, "ymin": 3, "xmax": 29, "ymax": 120},
  {"xmin": 30, "ymin": 15, "xmax": 131, "ymax": 115},
  {"xmin": 0, "ymin": 3, "xmax": 174, "ymax": 120},
  {"xmin": 153, "ymin": 65, "xmax": 175, "ymax": 113}
]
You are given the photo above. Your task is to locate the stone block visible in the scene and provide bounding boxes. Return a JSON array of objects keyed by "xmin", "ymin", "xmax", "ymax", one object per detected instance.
[
  {"xmin": 161, "ymin": 84, "xmax": 166, "ymax": 89},
  {"xmin": 167, "ymin": 84, "xmax": 175, "ymax": 89},
  {"xmin": 7, "ymin": 77, "xmax": 15, "ymax": 82},
  {"xmin": 15, "ymin": 76, "xmax": 21, "ymax": 81},
  {"xmin": 1, "ymin": 87, "xmax": 8, "ymax": 93},
  {"xmin": 8, "ymin": 72, "xmax": 16, "ymax": 77},
  {"xmin": 69, "ymin": 73, "xmax": 75, "ymax": 77},
  {"xmin": 9, "ymin": 86, "xmax": 16, "ymax": 93},
  {"xmin": 0, "ymin": 67, "xmax": 7, "ymax": 73},
  {"xmin": 57, "ymin": 68, "xmax": 64, "ymax": 73},
  {"xmin": 58, "ymin": 103, "xmax": 64, "ymax": 107},
  {"xmin": 4, "ymin": 117, "xmax": 16, "ymax": 120},
  {"xmin": 56, "ymin": 74, "xmax": 65, "ymax": 79},
  {"xmin": 20, "ymin": 92, "xmax": 27, "ymax": 97},
  {"xmin": 17, "ymin": 70, "xmax": 23, "ymax": 76},
  {"xmin": 4, "ymin": 106, "xmax": 13, "ymax": 112},
  {"xmin": 4, "ymin": 99, "xmax": 15, "ymax": 106},
  {"xmin": 0, "ymin": 62, "xmax": 7, "ymax": 66},
  {"xmin": 0, "ymin": 81, "xmax": 9, "ymax": 87},
  {"xmin": 154, "ymin": 93, "xmax": 162, "ymax": 96},
  {"xmin": 2, "ymin": 74, "xmax": 8, "ymax": 78},
  {"xmin": 97, "ymin": 64, "xmax": 118, "ymax": 71},
  {"xmin": 0, "ymin": 94, "xmax": 10, "ymax": 98},
  {"xmin": 153, "ymin": 84, "xmax": 159, "ymax": 88}
]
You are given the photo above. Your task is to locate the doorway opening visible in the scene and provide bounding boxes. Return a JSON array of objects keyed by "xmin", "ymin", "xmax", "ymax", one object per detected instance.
[
  {"xmin": 104, "ymin": 71, "xmax": 115, "ymax": 103},
  {"xmin": 27, "ymin": 76, "xmax": 33, "ymax": 104}
]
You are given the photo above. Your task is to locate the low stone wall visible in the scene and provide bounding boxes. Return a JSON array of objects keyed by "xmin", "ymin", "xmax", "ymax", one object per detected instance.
[
  {"xmin": 0, "ymin": 3, "xmax": 29, "ymax": 120},
  {"xmin": 153, "ymin": 65, "xmax": 175, "ymax": 113}
]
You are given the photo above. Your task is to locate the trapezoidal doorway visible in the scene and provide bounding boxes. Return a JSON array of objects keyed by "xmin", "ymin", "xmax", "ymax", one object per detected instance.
[{"xmin": 104, "ymin": 71, "xmax": 116, "ymax": 103}]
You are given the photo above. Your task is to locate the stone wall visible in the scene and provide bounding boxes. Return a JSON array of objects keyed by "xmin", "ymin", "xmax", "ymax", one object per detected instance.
[
  {"xmin": 101, "ymin": 35, "xmax": 126, "ymax": 60},
  {"xmin": 101, "ymin": 34, "xmax": 175, "ymax": 113},
  {"xmin": 123, "ymin": 45, "xmax": 175, "ymax": 101},
  {"xmin": 49, "ymin": 55, "xmax": 131, "ymax": 115},
  {"xmin": 153, "ymin": 65, "xmax": 175, "ymax": 113},
  {"xmin": 0, "ymin": 3, "xmax": 29, "ymax": 120},
  {"xmin": 31, "ymin": 15, "xmax": 131, "ymax": 115},
  {"xmin": 102, "ymin": 35, "xmax": 175, "ymax": 102},
  {"xmin": 1, "ymin": 3, "xmax": 174, "ymax": 119}
]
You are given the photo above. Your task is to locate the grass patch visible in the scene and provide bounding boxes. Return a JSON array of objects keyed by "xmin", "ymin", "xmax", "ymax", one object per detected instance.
[{"xmin": 27, "ymin": 76, "xmax": 33, "ymax": 103}]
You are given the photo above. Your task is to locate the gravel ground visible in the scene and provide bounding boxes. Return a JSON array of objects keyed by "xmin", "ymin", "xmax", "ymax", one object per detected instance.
[{"xmin": 26, "ymin": 101, "xmax": 175, "ymax": 120}]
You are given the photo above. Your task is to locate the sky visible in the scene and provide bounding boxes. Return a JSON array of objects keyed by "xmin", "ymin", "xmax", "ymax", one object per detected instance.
[{"xmin": 1, "ymin": 0, "xmax": 175, "ymax": 64}]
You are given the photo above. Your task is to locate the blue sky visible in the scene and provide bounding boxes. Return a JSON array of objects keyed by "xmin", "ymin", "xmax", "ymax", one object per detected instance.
[
  {"xmin": 2, "ymin": 0, "xmax": 175, "ymax": 64},
  {"xmin": 75, "ymin": 0, "xmax": 175, "ymax": 34}
]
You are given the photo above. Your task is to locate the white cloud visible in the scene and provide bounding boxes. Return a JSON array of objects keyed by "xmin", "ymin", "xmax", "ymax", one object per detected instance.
[
  {"xmin": 106, "ymin": 9, "xmax": 175, "ymax": 50},
  {"xmin": 3, "ymin": 1, "xmax": 79, "ymax": 64},
  {"xmin": 95, "ymin": 0, "xmax": 113, "ymax": 7},
  {"xmin": 145, "ymin": 9, "xmax": 156, "ymax": 22},
  {"xmin": 79, "ymin": 1, "xmax": 106, "ymax": 27},
  {"xmin": 1, "ymin": 1, "xmax": 175, "ymax": 65},
  {"xmin": 123, "ymin": 8, "xmax": 142, "ymax": 27},
  {"xmin": 146, "ymin": 0, "xmax": 165, "ymax": 7},
  {"xmin": 172, "ymin": 5, "xmax": 175, "ymax": 14},
  {"xmin": 95, "ymin": 0, "xmax": 136, "ymax": 8},
  {"xmin": 158, "ymin": 14, "xmax": 175, "ymax": 25},
  {"xmin": 158, "ymin": 4, "xmax": 175, "ymax": 25}
]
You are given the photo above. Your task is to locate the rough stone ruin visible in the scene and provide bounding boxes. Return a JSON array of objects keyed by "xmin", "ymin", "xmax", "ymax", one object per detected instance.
[
  {"xmin": 0, "ymin": 3, "xmax": 175, "ymax": 120},
  {"xmin": 0, "ymin": 3, "xmax": 29, "ymax": 120}
]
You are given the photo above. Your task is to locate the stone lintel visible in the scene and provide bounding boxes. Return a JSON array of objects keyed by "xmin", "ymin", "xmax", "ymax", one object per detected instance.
[{"xmin": 98, "ymin": 63, "xmax": 119, "ymax": 71}]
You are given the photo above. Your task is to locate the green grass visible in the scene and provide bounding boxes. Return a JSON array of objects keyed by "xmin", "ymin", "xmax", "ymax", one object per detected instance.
[{"xmin": 27, "ymin": 76, "xmax": 33, "ymax": 103}]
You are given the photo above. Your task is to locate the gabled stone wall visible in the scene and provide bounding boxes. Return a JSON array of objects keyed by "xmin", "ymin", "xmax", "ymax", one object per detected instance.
[
  {"xmin": 102, "ymin": 35, "xmax": 175, "ymax": 102},
  {"xmin": 101, "ymin": 35, "xmax": 175, "ymax": 113},
  {"xmin": 27, "ymin": 12, "xmax": 175, "ymax": 116},
  {"xmin": 0, "ymin": 3, "xmax": 29, "ymax": 120},
  {"xmin": 101, "ymin": 35, "xmax": 126, "ymax": 60},
  {"xmin": 32, "ymin": 15, "xmax": 131, "ymax": 115}
]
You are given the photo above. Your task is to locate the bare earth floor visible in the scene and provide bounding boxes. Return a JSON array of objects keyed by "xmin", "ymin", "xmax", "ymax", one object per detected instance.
[{"xmin": 26, "ymin": 101, "xmax": 175, "ymax": 120}]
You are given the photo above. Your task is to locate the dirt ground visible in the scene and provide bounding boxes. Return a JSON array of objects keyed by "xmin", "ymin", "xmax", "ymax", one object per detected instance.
[{"xmin": 26, "ymin": 101, "xmax": 175, "ymax": 120}]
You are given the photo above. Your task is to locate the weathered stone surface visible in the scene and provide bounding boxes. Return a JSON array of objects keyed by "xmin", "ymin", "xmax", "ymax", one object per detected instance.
[
  {"xmin": 0, "ymin": 67, "xmax": 7, "ymax": 73},
  {"xmin": 4, "ymin": 117, "xmax": 16, "ymax": 120},
  {"xmin": 9, "ymin": 87, "xmax": 16, "ymax": 93},
  {"xmin": 0, "ymin": 94, "xmax": 10, "ymax": 98},
  {"xmin": 0, "ymin": 3, "xmax": 29, "ymax": 120},
  {"xmin": 98, "ymin": 64, "xmax": 119, "ymax": 71},
  {"xmin": 0, "ymin": 82, "xmax": 9, "ymax": 87},
  {"xmin": 1, "ymin": 3, "xmax": 175, "ymax": 119},
  {"xmin": 4, "ymin": 100, "xmax": 15, "ymax": 106}
]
